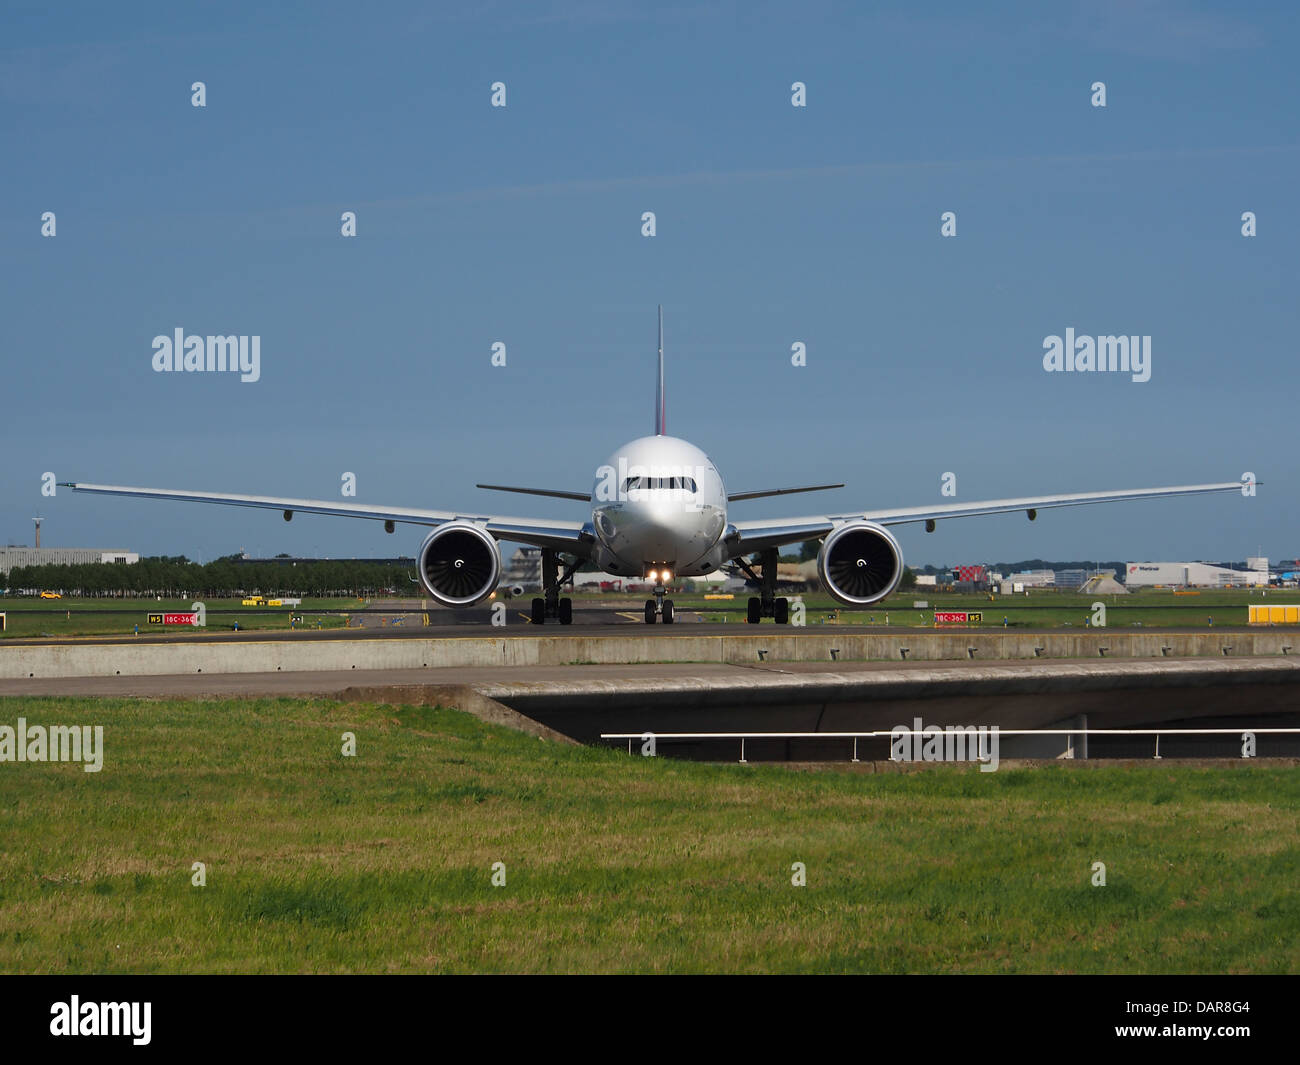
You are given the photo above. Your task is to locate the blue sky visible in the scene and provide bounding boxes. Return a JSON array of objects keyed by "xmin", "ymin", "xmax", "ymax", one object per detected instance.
[{"xmin": 2, "ymin": 0, "xmax": 1295, "ymax": 567}]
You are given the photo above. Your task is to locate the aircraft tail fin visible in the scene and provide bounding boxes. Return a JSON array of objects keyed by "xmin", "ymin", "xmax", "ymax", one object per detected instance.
[{"xmin": 655, "ymin": 305, "xmax": 666, "ymax": 436}]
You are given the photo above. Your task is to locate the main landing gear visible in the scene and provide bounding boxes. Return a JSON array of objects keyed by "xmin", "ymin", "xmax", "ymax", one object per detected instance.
[
  {"xmin": 644, "ymin": 579, "xmax": 674, "ymax": 624},
  {"xmin": 734, "ymin": 548, "xmax": 792, "ymax": 625},
  {"xmin": 529, "ymin": 549, "xmax": 577, "ymax": 625}
]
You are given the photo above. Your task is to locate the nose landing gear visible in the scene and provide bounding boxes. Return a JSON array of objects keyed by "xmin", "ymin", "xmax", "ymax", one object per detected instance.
[{"xmin": 643, "ymin": 578, "xmax": 674, "ymax": 624}]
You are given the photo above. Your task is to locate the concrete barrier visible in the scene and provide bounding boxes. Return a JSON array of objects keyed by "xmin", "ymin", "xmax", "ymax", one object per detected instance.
[{"xmin": 1, "ymin": 629, "xmax": 1296, "ymax": 679}]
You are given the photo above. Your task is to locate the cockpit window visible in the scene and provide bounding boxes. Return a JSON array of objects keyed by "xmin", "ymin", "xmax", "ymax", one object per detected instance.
[{"xmin": 622, "ymin": 476, "xmax": 698, "ymax": 493}]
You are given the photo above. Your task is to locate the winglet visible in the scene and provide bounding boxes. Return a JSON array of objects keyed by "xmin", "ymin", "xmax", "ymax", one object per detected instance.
[{"xmin": 655, "ymin": 305, "xmax": 666, "ymax": 436}]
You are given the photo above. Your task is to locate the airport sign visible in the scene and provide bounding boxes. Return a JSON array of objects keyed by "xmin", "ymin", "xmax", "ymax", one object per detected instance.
[{"xmin": 935, "ymin": 611, "xmax": 982, "ymax": 625}]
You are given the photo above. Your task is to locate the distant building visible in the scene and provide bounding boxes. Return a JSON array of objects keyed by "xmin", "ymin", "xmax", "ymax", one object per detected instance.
[
  {"xmin": 951, "ymin": 564, "xmax": 990, "ymax": 591},
  {"xmin": 1126, "ymin": 562, "xmax": 1268, "ymax": 588},
  {"xmin": 1055, "ymin": 568, "xmax": 1115, "ymax": 590},
  {"xmin": 1009, "ymin": 569, "xmax": 1056, "ymax": 587},
  {"xmin": 1055, "ymin": 568, "xmax": 1087, "ymax": 589},
  {"xmin": 504, "ymin": 548, "xmax": 543, "ymax": 590},
  {"xmin": 0, "ymin": 547, "xmax": 138, "ymax": 575},
  {"xmin": 1078, "ymin": 573, "xmax": 1129, "ymax": 595}
]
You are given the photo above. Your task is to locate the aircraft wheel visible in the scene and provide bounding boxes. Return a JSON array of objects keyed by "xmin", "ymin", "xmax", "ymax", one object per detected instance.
[
  {"xmin": 558, "ymin": 598, "xmax": 573, "ymax": 625},
  {"xmin": 662, "ymin": 600, "xmax": 674, "ymax": 624},
  {"xmin": 746, "ymin": 597, "xmax": 761, "ymax": 624},
  {"xmin": 530, "ymin": 597, "xmax": 545, "ymax": 625},
  {"xmin": 644, "ymin": 599, "xmax": 657, "ymax": 624},
  {"xmin": 774, "ymin": 597, "xmax": 790, "ymax": 625}
]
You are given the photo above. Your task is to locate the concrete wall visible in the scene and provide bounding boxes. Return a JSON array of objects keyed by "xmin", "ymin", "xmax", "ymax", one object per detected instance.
[{"xmin": 2, "ymin": 629, "xmax": 1297, "ymax": 679}]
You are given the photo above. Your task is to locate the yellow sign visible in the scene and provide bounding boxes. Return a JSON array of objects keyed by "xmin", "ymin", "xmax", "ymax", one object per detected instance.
[{"xmin": 1249, "ymin": 605, "xmax": 1300, "ymax": 624}]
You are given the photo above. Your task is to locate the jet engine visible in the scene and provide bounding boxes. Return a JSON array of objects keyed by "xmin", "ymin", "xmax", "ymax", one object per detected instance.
[
  {"xmin": 817, "ymin": 521, "xmax": 904, "ymax": 606},
  {"xmin": 417, "ymin": 522, "xmax": 501, "ymax": 607}
]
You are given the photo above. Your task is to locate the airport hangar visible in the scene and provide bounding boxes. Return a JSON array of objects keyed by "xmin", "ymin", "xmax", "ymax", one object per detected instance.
[{"xmin": 0, "ymin": 547, "xmax": 139, "ymax": 574}]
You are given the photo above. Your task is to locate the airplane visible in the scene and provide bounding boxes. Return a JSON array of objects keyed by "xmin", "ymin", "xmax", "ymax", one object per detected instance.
[{"xmin": 63, "ymin": 308, "xmax": 1251, "ymax": 626}]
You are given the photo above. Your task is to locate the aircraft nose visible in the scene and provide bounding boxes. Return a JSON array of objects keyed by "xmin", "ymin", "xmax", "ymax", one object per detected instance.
[
  {"xmin": 634, "ymin": 496, "xmax": 709, "ymax": 559},
  {"xmin": 639, "ymin": 511, "xmax": 679, "ymax": 557}
]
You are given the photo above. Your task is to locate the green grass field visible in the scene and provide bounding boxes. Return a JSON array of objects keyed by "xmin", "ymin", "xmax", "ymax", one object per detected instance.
[
  {"xmin": 0, "ymin": 598, "xmax": 356, "ymax": 638},
  {"xmin": 2, "ymin": 589, "xmax": 1294, "ymax": 636},
  {"xmin": 1, "ymin": 695, "xmax": 1296, "ymax": 973},
  {"xmin": 688, "ymin": 588, "xmax": 1293, "ymax": 627}
]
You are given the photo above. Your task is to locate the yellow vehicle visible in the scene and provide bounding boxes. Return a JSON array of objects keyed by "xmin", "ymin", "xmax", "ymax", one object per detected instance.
[
  {"xmin": 241, "ymin": 595, "xmax": 266, "ymax": 606},
  {"xmin": 40, "ymin": 590, "xmax": 62, "ymax": 599}
]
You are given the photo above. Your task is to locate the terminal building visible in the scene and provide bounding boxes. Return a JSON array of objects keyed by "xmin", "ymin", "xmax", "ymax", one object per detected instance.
[
  {"xmin": 0, "ymin": 547, "xmax": 139, "ymax": 575},
  {"xmin": 1007, "ymin": 569, "xmax": 1056, "ymax": 588},
  {"xmin": 1126, "ymin": 560, "xmax": 1268, "ymax": 588}
]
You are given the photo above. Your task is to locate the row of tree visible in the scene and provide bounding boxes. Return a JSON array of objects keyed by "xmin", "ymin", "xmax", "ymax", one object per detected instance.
[{"xmin": 3, "ymin": 556, "xmax": 419, "ymax": 598}]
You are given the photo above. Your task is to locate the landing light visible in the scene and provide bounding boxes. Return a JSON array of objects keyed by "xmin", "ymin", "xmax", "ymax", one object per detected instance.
[
  {"xmin": 662, "ymin": 569, "xmax": 672, "ymax": 581},
  {"xmin": 648, "ymin": 570, "xmax": 659, "ymax": 582}
]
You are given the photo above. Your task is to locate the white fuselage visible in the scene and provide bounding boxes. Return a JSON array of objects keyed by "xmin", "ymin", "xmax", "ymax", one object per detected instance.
[{"xmin": 589, "ymin": 435, "xmax": 729, "ymax": 579}]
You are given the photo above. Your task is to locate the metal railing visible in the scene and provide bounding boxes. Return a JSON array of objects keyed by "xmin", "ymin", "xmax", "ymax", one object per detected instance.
[{"xmin": 599, "ymin": 727, "xmax": 1300, "ymax": 764}]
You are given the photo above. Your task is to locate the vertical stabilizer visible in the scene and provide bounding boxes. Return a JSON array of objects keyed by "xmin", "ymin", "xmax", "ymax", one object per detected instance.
[{"xmin": 655, "ymin": 305, "xmax": 666, "ymax": 435}]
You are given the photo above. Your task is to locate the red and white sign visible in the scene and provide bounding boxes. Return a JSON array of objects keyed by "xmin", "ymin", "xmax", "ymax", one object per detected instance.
[
  {"xmin": 149, "ymin": 612, "xmax": 198, "ymax": 625},
  {"xmin": 935, "ymin": 611, "xmax": 969, "ymax": 624}
]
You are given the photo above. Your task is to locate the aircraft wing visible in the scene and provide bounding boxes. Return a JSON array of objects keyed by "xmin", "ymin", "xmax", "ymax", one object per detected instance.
[
  {"xmin": 728, "ymin": 481, "xmax": 1249, "ymax": 555},
  {"xmin": 60, "ymin": 482, "xmax": 591, "ymax": 554}
]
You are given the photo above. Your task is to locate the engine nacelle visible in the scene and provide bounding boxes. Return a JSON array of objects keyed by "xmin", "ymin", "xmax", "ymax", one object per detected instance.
[
  {"xmin": 817, "ymin": 521, "xmax": 904, "ymax": 606},
  {"xmin": 417, "ymin": 522, "xmax": 501, "ymax": 607}
]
